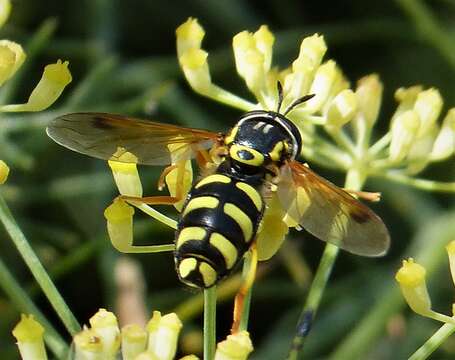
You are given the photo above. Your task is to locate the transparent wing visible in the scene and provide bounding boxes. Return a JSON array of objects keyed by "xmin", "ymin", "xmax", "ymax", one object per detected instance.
[
  {"xmin": 277, "ymin": 161, "xmax": 390, "ymax": 257},
  {"xmin": 47, "ymin": 112, "xmax": 221, "ymax": 165}
]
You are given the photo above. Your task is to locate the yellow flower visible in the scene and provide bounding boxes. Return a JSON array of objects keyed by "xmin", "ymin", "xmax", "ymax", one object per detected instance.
[
  {"xmin": 0, "ymin": 159, "xmax": 9, "ymax": 184},
  {"xmin": 214, "ymin": 331, "xmax": 253, "ymax": 360},
  {"xmin": 146, "ymin": 311, "xmax": 183, "ymax": 360},
  {"xmin": 12, "ymin": 314, "xmax": 47, "ymax": 360},
  {"xmin": 74, "ymin": 327, "xmax": 104, "ymax": 359},
  {"xmin": 89, "ymin": 309, "xmax": 121, "ymax": 357},
  {"xmin": 0, "ymin": 0, "xmax": 11, "ymax": 28},
  {"xmin": 395, "ymin": 258, "xmax": 431, "ymax": 315},
  {"xmin": 446, "ymin": 240, "xmax": 455, "ymax": 286},
  {"xmin": 395, "ymin": 255, "xmax": 455, "ymax": 324},
  {"xmin": 0, "ymin": 40, "xmax": 25, "ymax": 86},
  {"xmin": 0, "ymin": 59, "xmax": 72, "ymax": 112},
  {"xmin": 104, "ymin": 199, "xmax": 135, "ymax": 252},
  {"xmin": 108, "ymin": 150, "xmax": 143, "ymax": 197},
  {"xmin": 121, "ymin": 324, "xmax": 148, "ymax": 360}
]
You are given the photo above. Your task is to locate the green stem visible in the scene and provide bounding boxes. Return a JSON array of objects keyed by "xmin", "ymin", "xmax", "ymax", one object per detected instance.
[
  {"xmin": 379, "ymin": 171, "xmax": 455, "ymax": 192},
  {"xmin": 0, "ymin": 194, "xmax": 81, "ymax": 335},
  {"xmin": 287, "ymin": 168, "xmax": 365, "ymax": 360},
  {"xmin": 203, "ymin": 84, "xmax": 256, "ymax": 112},
  {"xmin": 0, "ymin": 257, "xmax": 68, "ymax": 358},
  {"xmin": 204, "ymin": 286, "xmax": 217, "ymax": 360},
  {"xmin": 133, "ymin": 203, "xmax": 178, "ymax": 229},
  {"xmin": 408, "ymin": 323, "xmax": 455, "ymax": 360}
]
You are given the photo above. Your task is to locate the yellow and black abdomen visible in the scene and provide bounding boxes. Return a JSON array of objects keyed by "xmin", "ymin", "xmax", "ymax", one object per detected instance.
[{"xmin": 175, "ymin": 172, "xmax": 265, "ymax": 288}]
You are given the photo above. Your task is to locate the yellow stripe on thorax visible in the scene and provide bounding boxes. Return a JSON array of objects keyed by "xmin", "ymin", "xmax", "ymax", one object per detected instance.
[
  {"xmin": 269, "ymin": 141, "xmax": 284, "ymax": 161},
  {"xmin": 229, "ymin": 144, "xmax": 264, "ymax": 167},
  {"xmin": 182, "ymin": 196, "xmax": 219, "ymax": 217},
  {"xmin": 176, "ymin": 227, "xmax": 206, "ymax": 248},
  {"xmin": 235, "ymin": 182, "xmax": 262, "ymax": 211},
  {"xmin": 195, "ymin": 174, "xmax": 231, "ymax": 189},
  {"xmin": 223, "ymin": 203, "xmax": 253, "ymax": 242},
  {"xmin": 209, "ymin": 232, "xmax": 238, "ymax": 269},
  {"xmin": 199, "ymin": 262, "xmax": 217, "ymax": 287},
  {"xmin": 179, "ymin": 258, "xmax": 198, "ymax": 278},
  {"xmin": 225, "ymin": 126, "xmax": 239, "ymax": 145}
]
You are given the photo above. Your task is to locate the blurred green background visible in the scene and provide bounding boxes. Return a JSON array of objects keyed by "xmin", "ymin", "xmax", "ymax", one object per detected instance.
[{"xmin": 2, "ymin": 0, "xmax": 455, "ymax": 359}]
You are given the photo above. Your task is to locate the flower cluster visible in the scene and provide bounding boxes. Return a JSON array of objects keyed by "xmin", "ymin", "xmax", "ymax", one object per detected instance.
[
  {"xmin": 0, "ymin": 0, "xmax": 72, "ymax": 180},
  {"xmin": 395, "ymin": 241, "xmax": 455, "ymax": 324},
  {"xmin": 176, "ymin": 18, "xmax": 455, "ymax": 192},
  {"xmin": 12, "ymin": 310, "xmax": 253, "ymax": 360}
]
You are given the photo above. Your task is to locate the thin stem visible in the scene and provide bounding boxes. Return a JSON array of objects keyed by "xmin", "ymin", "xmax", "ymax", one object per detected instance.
[
  {"xmin": 287, "ymin": 168, "xmax": 365, "ymax": 359},
  {"xmin": 204, "ymin": 286, "xmax": 217, "ymax": 360},
  {"xmin": 378, "ymin": 171, "xmax": 455, "ymax": 192},
  {"xmin": 205, "ymin": 84, "xmax": 257, "ymax": 111},
  {"xmin": 0, "ymin": 257, "xmax": 68, "ymax": 358},
  {"xmin": 131, "ymin": 202, "xmax": 178, "ymax": 229},
  {"xmin": 325, "ymin": 127, "xmax": 356, "ymax": 155},
  {"xmin": 0, "ymin": 194, "xmax": 81, "ymax": 335},
  {"xmin": 368, "ymin": 132, "xmax": 392, "ymax": 156},
  {"xmin": 409, "ymin": 323, "xmax": 455, "ymax": 360}
]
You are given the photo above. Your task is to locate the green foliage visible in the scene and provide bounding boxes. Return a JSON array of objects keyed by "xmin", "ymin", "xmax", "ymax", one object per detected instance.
[{"xmin": 2, "ymin": 0, "xmax": 455, "ymax": 359}]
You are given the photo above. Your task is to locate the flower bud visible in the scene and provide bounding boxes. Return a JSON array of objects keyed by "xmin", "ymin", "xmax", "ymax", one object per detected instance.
[
  {"xmin": 176, "ymin": 18, "xmax": 205, "ymax": 59},
  {"xmin": 325, "ymin": 89, "xmax": 357, "ymax": 128},
  {"xmin": 89, "ymin": 309, "xmax": 120, "ymax": 358},
  {"xmin": 104, "ymin": 199, "xmax": 135, "ymax": 252},
  {"xmin": 0, "ymin": 0, "xmax": 11, "ymax": 28},
  {"xmin": 353, "ymin": 74, "xmax": 383, "ymax": 130},
  {"xmin": 121, "ymin": 324, "xmax": 147, "ymax": 360},
  {"xmin": 147, "ymin": 311, "xmax": 183, "ymax": 360},
  {"xmin": 391, "ymin": 86, "xmax": 423, "ymax": 124},
  {"xmin": 389, "ymin": 110, "xmax": 420, "ymax": 162},
  {"xmin": 395, "ymin": 258, "xmax": 432, "ymax": 316},
  {"xmin": 414, "ymin": 88, "xmax": 443, "ymax": 138},
  {"xmin": 0, "ymin": 60, "xmax": 72, "ymax": 112},
  {"xmin": 233, "ymin": 31, "xmax": 265, "ymax": 94},
  {"xmin": 305, "ymin": 60, "xmax": 337, "ymax": 113},
  {"xmin": 0, "ymin": 159, "xmax": 9, "ymax": 184},
  {"xmin": 431, "ymin": 109, "xmax": 455, "ymax": 160},
  {"xmin": 0, "ymin": 40, "xmax": 25, "ymax": 86},
  {"xmin": 214, "ymin": 331, "xmax": 253, "ymax": 360},
  {"xmin": 253, "ymin": 25, "xmax": 274, "ymax": 72},
  {"xmin": 12, "ymin": 314, "xmax": 47, "ymax": 360},
  {"xmin": 74, "ymin": 327, "xmax": 104, "ymax": 360},
  {"xmin": 179, "ymin": 48, "xmax": 212, "ymax": 94},
  {"xmin": 446, "ymin": 240, "xmax": 455, "ymax": 288},
  {"xmin": 296, "ymin": 34, "xmax": 327, "ymax": 69},
  {"xmin": 108, "ymin": 150, "xmax": 142, "ymax": 197}
]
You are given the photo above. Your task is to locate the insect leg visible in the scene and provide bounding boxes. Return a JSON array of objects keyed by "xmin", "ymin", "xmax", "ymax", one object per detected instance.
[
  {"xmin": 231, "ymin": 243, "xmax": 258, "ymax": 334},
  {"xmin": 343, "ymin": 189, "xmax": 381, "ymax": 202}
]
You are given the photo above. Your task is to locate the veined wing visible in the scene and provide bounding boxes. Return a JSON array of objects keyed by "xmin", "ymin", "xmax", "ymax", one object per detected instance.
[
  {"xmin": 47, "ymin": 112, "xmax": 221, "ymax": 165},
  {"xmin": 277, "ymin": 161, "xmax": 390, "ymax": 257}
]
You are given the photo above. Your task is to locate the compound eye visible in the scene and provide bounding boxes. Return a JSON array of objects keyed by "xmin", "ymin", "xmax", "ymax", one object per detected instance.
[
  {"xmin": 236, "ymin": 149, "xmax": 254, "ymax": 160},
  {"xmin": 229, "ymin": 144, "xmax": 264, "ymax": 166}
]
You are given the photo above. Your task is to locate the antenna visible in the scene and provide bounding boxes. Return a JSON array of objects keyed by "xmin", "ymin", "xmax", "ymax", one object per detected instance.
[
  {"xmin": 276, "ymin": 81, "xmax": 284, "ymax": 114},
  {"xmin": 283, "ymin": 94, "xmax": 315, "ymax": 116}
]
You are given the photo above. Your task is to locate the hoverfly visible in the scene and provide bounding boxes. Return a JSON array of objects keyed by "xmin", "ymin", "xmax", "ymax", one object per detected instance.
[{"xmin": 47, "ymin": 85, "xmax": 390, "ymax": 289}]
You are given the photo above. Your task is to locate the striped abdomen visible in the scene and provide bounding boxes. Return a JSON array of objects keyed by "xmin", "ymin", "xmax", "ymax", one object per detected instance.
[{"xmin": 174, "ymin": 173, "xmax": 265, "ymax": 288}]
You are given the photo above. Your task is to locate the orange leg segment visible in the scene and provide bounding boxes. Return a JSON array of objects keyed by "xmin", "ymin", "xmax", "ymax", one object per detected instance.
[{"xmin": 231, "ymin": 243, "xmax": 258, "ymax": 334}]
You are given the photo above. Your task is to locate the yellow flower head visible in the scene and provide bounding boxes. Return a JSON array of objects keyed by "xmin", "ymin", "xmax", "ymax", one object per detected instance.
[{"xmin": 12, "ymin": 314, "xmax": 47, "ymax": 360}]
